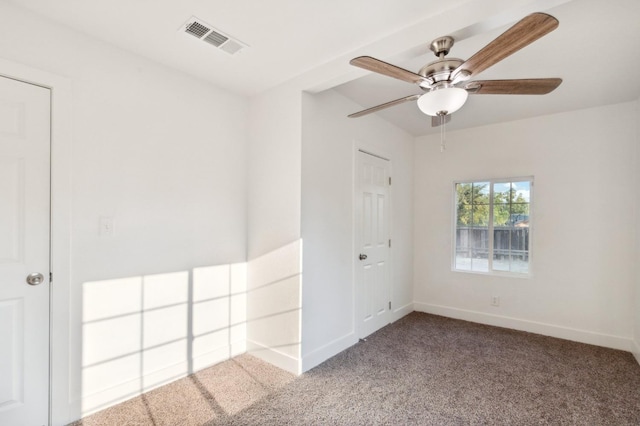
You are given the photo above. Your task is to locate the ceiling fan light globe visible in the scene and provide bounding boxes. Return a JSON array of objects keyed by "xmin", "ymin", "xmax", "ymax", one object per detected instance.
[{"xmin": 417, "ymin": 87, "xmax": 468, "ymax": 116}]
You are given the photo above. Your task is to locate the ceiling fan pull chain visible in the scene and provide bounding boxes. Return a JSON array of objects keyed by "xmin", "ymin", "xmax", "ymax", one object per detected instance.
[{"xmin": 440, "ymin": 113, "xmax": 446, "ymax": 152}]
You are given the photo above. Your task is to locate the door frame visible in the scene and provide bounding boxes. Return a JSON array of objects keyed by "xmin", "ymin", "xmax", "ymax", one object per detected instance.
[
  {"xmin": 353, "ymin": 142, "xmax": 393, "ymax": 339},
  {"xmin": 0, "ymin": 58, "xmax": 72, "ymax": 426}
]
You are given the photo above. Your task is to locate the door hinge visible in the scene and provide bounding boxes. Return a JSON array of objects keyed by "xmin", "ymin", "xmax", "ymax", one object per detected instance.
[
  {"xmin": 388, "ymin": 301, "xmax": 391, "ymax": 310},
  {"xmin": 49, "ymin": 272, "xmax": 53, "ymax": 283},
  {"xmin": 388, "ymin": 177, "xmax": 391, "ymax": 185}
]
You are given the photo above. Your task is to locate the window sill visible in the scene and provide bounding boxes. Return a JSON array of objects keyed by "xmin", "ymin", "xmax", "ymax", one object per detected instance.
[{"xmin": 451, "ymin": 268, "xmax": 532, "ymax": 279}]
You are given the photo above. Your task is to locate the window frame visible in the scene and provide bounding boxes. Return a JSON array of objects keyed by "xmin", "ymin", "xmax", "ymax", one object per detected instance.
[{"xmin": 451, "ymin": 176, "xmax": 534, "ymax": 278}]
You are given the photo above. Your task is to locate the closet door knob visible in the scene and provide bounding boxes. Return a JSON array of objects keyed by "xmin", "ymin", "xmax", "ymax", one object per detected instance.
[{"xmin": 26, "ymin": 272, "xmax": 45, "ymax": 286}]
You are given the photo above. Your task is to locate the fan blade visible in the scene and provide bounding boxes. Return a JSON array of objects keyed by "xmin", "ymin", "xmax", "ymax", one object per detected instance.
[
  {"xmin": 432, "ymin": 114, "xmax": 452, "ymax": 127},
  {"xmin": 453, "ymin": 13, "xmax": 559, "ymax": 80},
  {"xmin": 348, "ymin": 94, "xmax": 421, "ymax": 118},
  {"xmin": 465, "ymin": 78, "xmax": 562, "ymax": 95},
  {"xmin": 350, "ymin": 56, "xmax": 430, "ymax": 86}
]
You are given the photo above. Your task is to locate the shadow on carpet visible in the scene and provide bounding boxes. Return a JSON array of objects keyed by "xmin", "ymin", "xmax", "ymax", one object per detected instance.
[{"xmin": 72, "ymin": 312, "xmax": 640, "ymax": 425}]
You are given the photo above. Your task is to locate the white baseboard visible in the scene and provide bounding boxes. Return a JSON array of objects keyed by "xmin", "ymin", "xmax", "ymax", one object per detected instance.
[
  {"xmin": 299, "ymin": 303, "xmax": 414, "ymax": 373},
  {"xmin": 246, "ymin": 339, "xmax": 301, "ymax": 375},
  {"xmin": 301, "ymin": 332, "xmax": 358, "ymax": 373},
  {"xmin": 633, "ymin": 340, "xmax": 640, "ymax": 366},
  {"xmin": 79, "ymin": 344, "xmax": 241, "ymax": 418},
  {"xmin": 392, "ymin": 302, "xmax": 414, "ymax": 323},
  {"xmin": 191, "ymin": 340, "xmax": 246, "ymax": 371},
  {"xmin": 414, "ymin": 302, "xmax": 633, "ymax": 352}
]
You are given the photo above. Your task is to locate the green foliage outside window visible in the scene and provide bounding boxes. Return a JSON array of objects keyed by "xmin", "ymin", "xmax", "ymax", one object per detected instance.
[{"xmin": 456, "ymin": 182, "xmax": 529, "ymax": 227}]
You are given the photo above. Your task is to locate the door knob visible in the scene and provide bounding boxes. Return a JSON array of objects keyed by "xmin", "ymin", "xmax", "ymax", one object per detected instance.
[
  {"xmin": 359, "ymin": 254, "xmax": 367, "ymax": 260},
  {"xmin": 26, "ymin": 272, "xmax": 45, "ymax": 286}
]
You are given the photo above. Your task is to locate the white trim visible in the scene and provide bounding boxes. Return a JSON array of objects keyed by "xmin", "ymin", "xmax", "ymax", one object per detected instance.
[
  {"xmin": 633, "ymin": 340, "xmax": 640, "ymax": 366},
  {"xmin": 453, "ymin": 176, "xmax": 535, "ymax": 185},
  {"xmin": 246, "ymin": 339, "xmax": 301, "ymax": 375},
  {"xmin": 300, "ymin": 304, "xmax": 413, "ymax": 373},
  {"xmin": 297, "ymin": 242, "xmax": 303, "ymax": 366},
  {"xmin": 354, "ymin": 139, "xmax": 392, "ymax": 164},
  {"xmin": 0, "ymin": 58, "xmax": 73, "ymax": 426},
  {"xmin": 357, "ymin": 148, "xmax": 390, "ymax": 161},
  {"xmin": 451, "ymin": 177, "xmax": 534, "ymax": 277},
  {"xmin": 301, "ymin": 332, "xmax": 358, "ymax": 373},
  {"xmin": 414, "ymin": 302, "xmax": 633, "ymax": 352},
  {"xmin": 353, "ymin": 142, "xmax": 393, "ymax": 340},
  {"xmin": 79, "ymin": 345, "xmax": 238, "ymax": 417},
  {"xmin": 80, "ymin": 363, "xmax": 183, "ymax": 416},
  {"xmin": 391, "ymin": 302, "xmax": 414, "ymax": 322}
]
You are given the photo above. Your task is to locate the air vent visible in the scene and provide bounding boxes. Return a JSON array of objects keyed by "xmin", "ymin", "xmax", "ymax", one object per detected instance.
[
  {"xmin": 181, "ymin": 17, "xmax": 248, "ymax": 55},
  {"xmin": 185, "ymin": 21, "xmax": 210, "ymax": 38},
  {"xmin": 203, "ymin": 31, "xmax": 228, "ymax": 47}
]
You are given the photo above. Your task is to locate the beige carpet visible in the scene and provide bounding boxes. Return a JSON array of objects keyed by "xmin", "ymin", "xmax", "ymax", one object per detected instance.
[
  {"xmin": 69, "ymin": 354, "xmax": 295, "ymax": 426},
  {"xmin": 71, "ymin": 313, "xmax": 640, "ymax": 425}
]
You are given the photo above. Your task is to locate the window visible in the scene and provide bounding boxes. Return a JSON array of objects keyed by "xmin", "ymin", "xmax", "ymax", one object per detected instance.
[{"xmin": 454, "ymin": 178, "xmax": 532, "ymax": 275}]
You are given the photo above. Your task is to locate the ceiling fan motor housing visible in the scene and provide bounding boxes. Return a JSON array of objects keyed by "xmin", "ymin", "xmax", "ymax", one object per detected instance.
[
  {"xmin": 416, "ymin": 36, "xmax": 463, "ymax": 86},
  {"xmin": 418, "ymin": 58, "xmax": 464, "ymax": 86}
]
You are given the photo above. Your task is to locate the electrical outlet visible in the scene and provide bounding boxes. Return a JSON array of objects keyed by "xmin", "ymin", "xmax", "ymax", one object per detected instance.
[{"xmin": 491, "ymin": 296, "xmax": 500, "ymax": 307}]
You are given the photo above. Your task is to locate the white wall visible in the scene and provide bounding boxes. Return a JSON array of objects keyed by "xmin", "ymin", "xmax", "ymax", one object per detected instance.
[
  {"xmin": 247, "ymin": 84, "xmax": 302, "ymax": 259},
  {"xmin": 0, "ymin": 3, "xmax": 248, "ymax": 423},
  {"xmin": 414, "ymin": 102, "xmax": 637, "ymax": 351},
  {"xmin": 634, "ymin": 98, "xmax": 640, "ymax": 364},
  {"xmin": 300, "ymin": 89, "xmax": 414, "ymax": 371},
  {"xmin": 245, "ymin": 82, "xmax": 303, "ymax": 374},
  {"xmin": 246, "ymin": 240, "xmax": 302, "ymax": 374}
]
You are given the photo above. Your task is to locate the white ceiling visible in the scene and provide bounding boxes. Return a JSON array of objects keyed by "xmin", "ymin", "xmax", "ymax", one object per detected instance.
[
  {"xmin": 8, "ymin": 0, "xmax": 640, "ymax": 136},
  {"xmin": 6, "ymin": 0, "xmax": 470, "ymax": 95}
]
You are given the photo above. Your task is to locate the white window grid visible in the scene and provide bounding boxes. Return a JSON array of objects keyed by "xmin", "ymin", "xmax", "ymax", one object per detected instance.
[{"xmin": 451, "ymin": 176, "xmax": 534, "ymax": 277}]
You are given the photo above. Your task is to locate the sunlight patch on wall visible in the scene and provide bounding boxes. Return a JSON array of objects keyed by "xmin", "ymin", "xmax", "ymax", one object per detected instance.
[
  {"xmin": 80, "ymin": 263, "xmax": 246, "ymax": 415},
  {"xmin": 246, "ymin": 239, "xmax": 302, "ymax": 374}
]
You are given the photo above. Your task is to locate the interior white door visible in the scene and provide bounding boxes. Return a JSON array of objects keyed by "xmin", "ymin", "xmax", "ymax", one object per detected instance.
[
  {"xmin": 0, "ymin": 76, "xmax": 51, "ymax": 426},
  {"xmin": 355, "ymin": 150, "xmax": 391, "ymax": 339}
]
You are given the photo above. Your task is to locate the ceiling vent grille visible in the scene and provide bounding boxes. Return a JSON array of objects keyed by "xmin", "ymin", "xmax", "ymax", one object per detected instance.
[{"xmin": 181, "ymin": 17, "xmax": 248, "ymax": 55}]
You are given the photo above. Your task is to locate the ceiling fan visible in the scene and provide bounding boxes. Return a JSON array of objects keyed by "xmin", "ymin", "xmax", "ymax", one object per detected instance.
[{"xmin": 348, "ymin": 12, "xmax": 562, "ymax": 126}]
